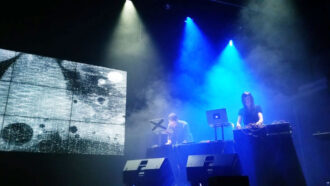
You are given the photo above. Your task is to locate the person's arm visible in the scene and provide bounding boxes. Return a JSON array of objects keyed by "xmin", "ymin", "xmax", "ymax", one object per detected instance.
[
  {"xmin": 165, "ymin": 123, "xmax": 172, "ymax": 145},
  {"xmin": 166, "ymin": 138, "xmax": 172, "ymax": 145},
  {"xmin": 255, "ymin": 112, "xmax": 263, "ymax": 126},
  {"xmin": 236, "ymin": 115, "xmax": 242, "ymax": 129}
]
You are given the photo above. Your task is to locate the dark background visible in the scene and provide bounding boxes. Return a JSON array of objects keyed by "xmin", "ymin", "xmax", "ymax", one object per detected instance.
[{"xmin": 0, "ymin": 0, "xmax": 329, "ymax": 185}]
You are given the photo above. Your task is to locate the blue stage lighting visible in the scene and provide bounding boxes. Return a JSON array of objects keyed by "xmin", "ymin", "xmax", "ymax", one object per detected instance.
[
  {"xmin": 171, "ymin": 15, "xmax": 216, "ymax": 143},
  {"xmin": 177, "ymin": 17, "xmax": 213, "ymax": 74},
  {"xmin": 173, "ymin": 21, "xmax": 269, "ymax": 143},
  {"xmin": 185, "ymin": 17, "xmax": 193, "ymax": 23}
]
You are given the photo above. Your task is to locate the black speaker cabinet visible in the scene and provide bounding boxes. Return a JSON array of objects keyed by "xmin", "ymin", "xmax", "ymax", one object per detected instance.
[
  {"xmin": 186, "ymin": 154, "xmax": 242, "ymax": 185},
  {"xmin": 208, "ymin": 176, "xmax": 249, "ymax": 186},
  {"xmin": 123, "ymin": 157, "xmax": 174, "ymax": 186}
]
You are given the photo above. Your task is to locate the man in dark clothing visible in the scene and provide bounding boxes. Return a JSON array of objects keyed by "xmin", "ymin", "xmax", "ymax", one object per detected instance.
[
  {"xmin": 236, "ymin": 92, "xmax": 264, "ymax": 129},
  {"xmin": 166, "ymin": 113, "xmax": 193, "ymax": 145}
]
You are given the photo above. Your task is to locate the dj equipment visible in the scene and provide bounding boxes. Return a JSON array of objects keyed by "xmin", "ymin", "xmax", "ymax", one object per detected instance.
[
  {"xmin": 233, "ymin": 123, "xmax": 306, "ymax": 186},
  {"xmin": 234, "ymin": 122, "xmax": 292, "ymax": 137},
  {"xmin": 313, "ymin": 131, "xmax": 330, "ymax": 140},
  {"xmin": 123, "ymin": 158, "xmax": 174, "ymax": 186}
]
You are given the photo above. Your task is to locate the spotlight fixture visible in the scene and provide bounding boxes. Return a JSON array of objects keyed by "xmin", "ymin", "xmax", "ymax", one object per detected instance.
[
  {"xmin": 229, "ymin": 40, "xmax": 233, "ymax": 46},
  {"xmin": 185, "ymin": 17, "xmax": 193, "ymax": 23}
]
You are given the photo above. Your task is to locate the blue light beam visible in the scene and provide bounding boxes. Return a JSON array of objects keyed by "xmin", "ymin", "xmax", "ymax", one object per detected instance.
[
  {"xmin": 173, "ymin": 17, "xmax": 213, "ymax": 101},
  {"xmin": 176, "ymin": 17, "xmax": 212, "ymax": 75},
  {"xmin": 203, "ymin": 41, "xmax": 262, "ymax": 140}
]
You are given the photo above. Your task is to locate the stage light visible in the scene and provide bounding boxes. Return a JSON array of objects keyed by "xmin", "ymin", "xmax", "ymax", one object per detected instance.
[
  {"xmin": 185, "ymin": 17, "xmax": 193, "ymax": 23},
  {"xmin": 173, "ymin": 14, "xmax": 213, "ymax": 103},
  {"xmin": 171, "ymin": 14, "xmax": 215, "ymax": 143},
  {"xmin": 176, "ymin": 16, "xmax": 211, "ymax": 74},
  {"xmin": 202, "ymin": 39, "xmax": 266, "ymax": 142},
  {"xmin": 105, "ymin": 0, "xmax": 160, "ymax": 67}
]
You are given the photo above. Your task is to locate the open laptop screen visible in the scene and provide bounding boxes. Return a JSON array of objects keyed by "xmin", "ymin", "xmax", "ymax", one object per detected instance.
[{"xmin": 206, "ymin": 108, "xmax": 228, "ymax": 127}]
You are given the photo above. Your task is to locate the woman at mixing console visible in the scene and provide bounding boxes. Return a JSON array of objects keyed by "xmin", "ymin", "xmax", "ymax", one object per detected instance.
[{"xmin": 236, "ymin": 92, "xmax": 264, "ymax": 129}]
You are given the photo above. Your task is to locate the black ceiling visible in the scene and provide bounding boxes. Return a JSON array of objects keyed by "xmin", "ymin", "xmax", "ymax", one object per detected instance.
[{"xmin": 0, "ymin": 0, "xmax": 329, "ymax": 77}]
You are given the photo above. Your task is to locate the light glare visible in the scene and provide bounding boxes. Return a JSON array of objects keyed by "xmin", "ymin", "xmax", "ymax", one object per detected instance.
[
  {"xmin": 229, "ymin": 40, "xmax": 233, "ymax": 46},
  {"xmin": 185, "ymin": 17, "xmax": 193, "ymax": 23}
]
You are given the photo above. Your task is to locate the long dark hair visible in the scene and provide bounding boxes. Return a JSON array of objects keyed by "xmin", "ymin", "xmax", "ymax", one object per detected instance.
[{"xmin": 241, "ymin": 92, "xmax": 255, "ymax": 109}]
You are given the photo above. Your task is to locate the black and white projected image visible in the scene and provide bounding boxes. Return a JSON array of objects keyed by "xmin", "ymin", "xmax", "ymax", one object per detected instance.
[{"xmin": 0, "ymin": 48, "xmax": 126, "ymax": 155}]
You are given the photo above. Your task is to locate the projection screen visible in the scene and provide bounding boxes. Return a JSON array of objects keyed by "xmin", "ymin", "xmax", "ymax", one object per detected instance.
[{"xmin": 0, "ymin": 49, "xmax": 126, "ymax": 155}]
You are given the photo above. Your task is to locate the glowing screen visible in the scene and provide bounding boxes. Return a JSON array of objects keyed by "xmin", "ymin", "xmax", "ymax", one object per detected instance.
[{"xmin": 0, "ymin": 49, "xmax": 126, "ymax": 155}]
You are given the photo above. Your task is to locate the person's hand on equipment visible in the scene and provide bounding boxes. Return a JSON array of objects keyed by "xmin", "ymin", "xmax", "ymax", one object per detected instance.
[{"xmin": 255, "ymin": 121, "xmax": 264, "ymax": 128}]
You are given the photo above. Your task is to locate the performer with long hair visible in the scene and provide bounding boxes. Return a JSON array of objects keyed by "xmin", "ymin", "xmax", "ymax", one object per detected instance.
[{"xmin": 236, "ymin": 92, "xmax": 264, "ymax": 129}]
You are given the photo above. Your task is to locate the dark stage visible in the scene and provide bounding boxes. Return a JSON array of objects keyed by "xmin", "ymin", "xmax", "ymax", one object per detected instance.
[{"xmin": 0, "ymin": 0, "xmax": 329, "ymax": 185}]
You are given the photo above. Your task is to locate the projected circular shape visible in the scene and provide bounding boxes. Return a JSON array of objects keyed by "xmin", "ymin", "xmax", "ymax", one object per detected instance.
[
  {"xmin": 69, "ymin": 126, "xmax": 78, "ymax": 133},
  {"xmin": 1, "ymin": 123, "xmax": 33, "ymax": 145},
  {"xmin": 97, "ymin": 97, "xmax": 105, "ymax": 104},
  {"xmin": 107, "ymin": 71, "xmax": 123, "ymax": 83},
  {"xmin": 38, "ymin": 140, "xmax": 53, "ymax": 152},
  {"xmin": 37, "ymin": 132, "xmax": 62, "ymax": 152}
]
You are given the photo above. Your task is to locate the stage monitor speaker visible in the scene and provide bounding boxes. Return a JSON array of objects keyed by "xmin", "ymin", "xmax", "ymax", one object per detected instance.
[
  {"xmin": 123, "ymin": 157, "xmax": 173, "ymax": 186},
  {"xmin": 208, "ymin": 176, "xmax": 249, "ymax": 186},
  {"xmin": 186, "ymin": 154, "xmax": 242, "ymax": 185}
]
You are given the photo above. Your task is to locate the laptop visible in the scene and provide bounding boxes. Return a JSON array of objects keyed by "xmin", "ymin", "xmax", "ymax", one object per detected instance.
[{"xmin": 206, "ymin": 108, "xmax": 229, "ymax": 127}]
